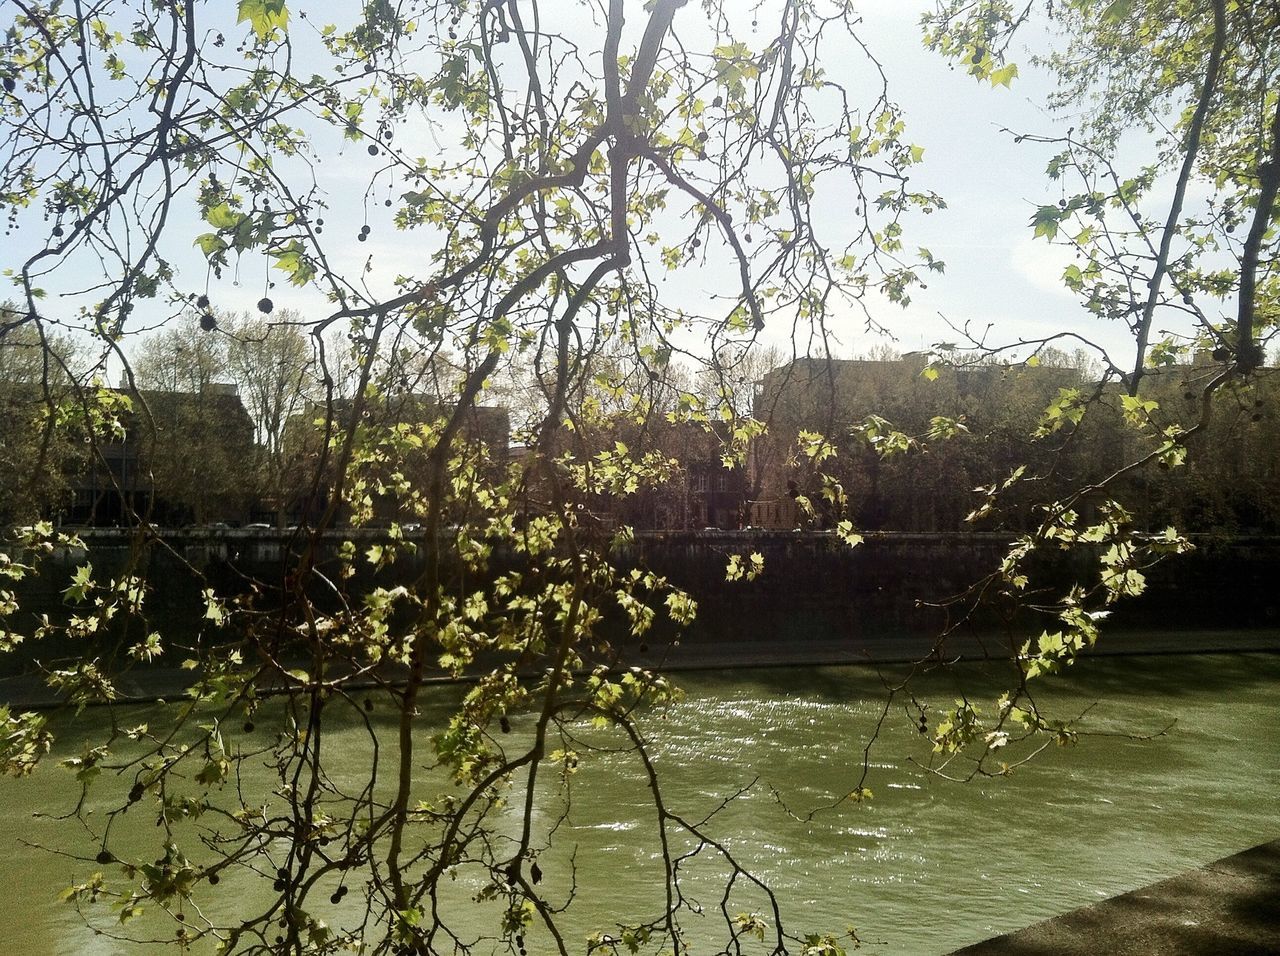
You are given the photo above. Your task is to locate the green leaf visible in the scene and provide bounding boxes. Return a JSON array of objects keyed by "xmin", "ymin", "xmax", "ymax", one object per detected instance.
[
  {"xmin": 1031, "ymin": 205, "xmax": 1062, "ymax": 240},
  {"xmin": 1101, "ymin": 0, "xmax": 1133, "ymax": 22},
  {"xmin": 204, "ymin": 202, "xmax": 241, "ymax": 230},
  {"xmin": 712, "ymin": 42, "xmax": 758, "ymax": 87},
  {"xmin": 237, "ymin": 0, "xmax": 289, "ymax": 40},
  {"xmin": 1120, "ymin": 393, "xmax": 1158, "ymax": 426},
  {"xmin": 194, "ymin": 233, "xmax": 229, "ymax": 259},
  {"xmin": 196, "ymin": 757, "xmax": 228, "ymax": 786},
  {"xmin": 202, "ymin": 588, "xmax": 224, "ymax": 626},
  {"xmin": 989, "ymin": 63, "xmax": 1019, "ymax": 88},
  {"xmin": 270, "ymin": 240, "xmax": 316, "ymax": 286},
  {"xmin": 835, "ymin": 520, "xmax": 863, "ymax": 549},
  {"xmin": 725, "ymin": 554, "xmax": 745, "ymax": 582},
  {"xmin": 64, "ymin": 562, "xmax": 95, "ymax": 602}
]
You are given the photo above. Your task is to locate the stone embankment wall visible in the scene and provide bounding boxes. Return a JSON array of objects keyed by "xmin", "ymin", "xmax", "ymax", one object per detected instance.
[
  {"xmin": 632, "ymin": 531, "xmax": 1280, "ymax": 641},
  {"xmin": 3, "ymin": 529, "xmax": 1277, "ymax": 676}
]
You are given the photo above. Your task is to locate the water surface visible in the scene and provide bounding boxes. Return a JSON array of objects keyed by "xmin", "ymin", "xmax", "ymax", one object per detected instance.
[{"xmin": 1, "ymin": 653, "xmax": 1276, "ymax": 954}]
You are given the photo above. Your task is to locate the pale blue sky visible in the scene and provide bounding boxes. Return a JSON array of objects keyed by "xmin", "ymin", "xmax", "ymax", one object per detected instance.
[
  {"xmin": 827, "ymin": 2, "xmax": 1105, "ymax": 358},
  {"xmin": 2, "ymin": 0, "xmax": 1186, "ymax": 380}
]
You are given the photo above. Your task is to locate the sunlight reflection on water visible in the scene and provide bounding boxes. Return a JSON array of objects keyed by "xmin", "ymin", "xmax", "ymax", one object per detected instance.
[{"xmin": 0, "ymin": 652, "xmax": 1276, "ymax": 954}]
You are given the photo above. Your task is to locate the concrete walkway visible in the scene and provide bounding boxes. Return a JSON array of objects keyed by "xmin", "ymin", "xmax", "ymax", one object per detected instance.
[
  {"xmin": 645, "ymin": 628, "xmax": 1280, "ymax": 672},
  {"xmin": 2, "ymin": 629, "xmax": 1278, "ymax": 708},
  {"xmin": 951, "ymin": 839, "xmax": 1280, "ymax": 955}
]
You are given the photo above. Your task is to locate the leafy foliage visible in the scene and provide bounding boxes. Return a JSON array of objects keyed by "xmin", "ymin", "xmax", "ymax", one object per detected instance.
[
  {"xmin": 0, "ymin": 0, "xmax": 1275, "ymax": 951},
  {"xmin": 0, "ymin": 0, "xmax": 943, "ymax": 951}
]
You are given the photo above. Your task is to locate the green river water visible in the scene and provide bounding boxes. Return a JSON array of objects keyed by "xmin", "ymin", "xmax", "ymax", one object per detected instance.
[{"xmin": 0, "ymin": 652, "xmax": 1277, "ymax": 955}]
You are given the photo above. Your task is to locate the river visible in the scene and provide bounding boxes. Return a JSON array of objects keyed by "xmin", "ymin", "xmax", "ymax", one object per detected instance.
[{"xmin": 0, "ymin": 652, "xmax": 1276, "ymax": 954}]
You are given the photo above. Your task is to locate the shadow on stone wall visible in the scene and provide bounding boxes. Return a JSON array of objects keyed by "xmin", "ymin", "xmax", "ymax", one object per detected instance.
[{"xmin": 3, "ymin": 530, "xmax": 1277, "ymax": 677}]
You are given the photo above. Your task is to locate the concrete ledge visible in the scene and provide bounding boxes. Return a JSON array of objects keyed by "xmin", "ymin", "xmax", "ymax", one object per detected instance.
[
  {"xmin": 3, "ymin": 634, "xmax": 1278, "ymax": 709},
  {"xmin": 950, "ymin": 839, "xmax": 1280, "ymax": 955}
]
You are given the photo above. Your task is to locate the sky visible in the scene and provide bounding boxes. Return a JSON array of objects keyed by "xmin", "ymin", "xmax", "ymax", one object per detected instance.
[
  {"xmin": 831, "ymin": 2, "xmax": 1100, "ymax": 357},
  {"xmin": 0, "ymin": 0, "xmax": 1166, "ymax": 383}
]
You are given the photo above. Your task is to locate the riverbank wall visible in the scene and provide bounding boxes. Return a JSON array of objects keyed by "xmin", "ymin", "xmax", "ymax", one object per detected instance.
[
  {"xmin": 950, "ymin": 838, "xmax": 1280, "ymax": 955},
  {"xmin": 3, "ymin": 529, "xmax": 1278, "ymax": 680}
]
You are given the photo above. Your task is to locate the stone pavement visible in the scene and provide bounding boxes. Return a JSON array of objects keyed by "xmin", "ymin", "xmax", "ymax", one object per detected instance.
[
  {"xmin": 644, "ymin": 628, "xmax": 1280, "ymax": 673},
  {"xmin": 2, "ymin": 629, "xmax": 1278, "ymax": 708},
  {"xmin": 950, "ymin": 839, "xmax": 1280, "ymax": 955}
]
